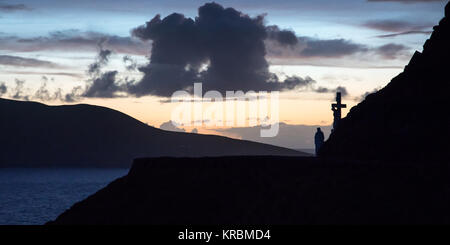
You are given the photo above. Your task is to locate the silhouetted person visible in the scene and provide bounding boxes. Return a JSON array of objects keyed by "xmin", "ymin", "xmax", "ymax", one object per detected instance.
[
  {"xmin": 315, "ymin": 128, "xmax": 324, "ymax": 155},
  {"xmin": 332, "ymin": 107, "xmax": 338, "ymax": 132}
]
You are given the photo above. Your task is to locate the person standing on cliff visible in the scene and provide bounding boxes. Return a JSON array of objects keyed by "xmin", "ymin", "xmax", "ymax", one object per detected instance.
[{"xmin": 314, "ymin": 128, "xmax": 325, "ymax": 156}]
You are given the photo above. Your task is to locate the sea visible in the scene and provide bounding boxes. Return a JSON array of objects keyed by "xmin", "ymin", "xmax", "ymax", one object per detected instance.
[{"xmin": 0, "ymin": 168, "xmax": 129, "ymax": 225}]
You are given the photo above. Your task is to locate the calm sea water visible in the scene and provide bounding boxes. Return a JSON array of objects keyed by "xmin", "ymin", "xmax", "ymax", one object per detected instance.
[{"xmin": 0, "ymin": 168, "xmax": 128, "ymax": 225}]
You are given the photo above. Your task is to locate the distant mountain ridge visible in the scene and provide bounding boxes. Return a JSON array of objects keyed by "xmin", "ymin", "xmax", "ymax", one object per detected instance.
[
  {"xmin": 320, "ymin": 2, "xmax": 450, "ymax": 161},
  {"xmin": 0, "ymin": 98, "xmax": 304, "ymax": 167},
  {"xmin": 215, "ymin": 123, "xmax": 332, "ymax": 150}
]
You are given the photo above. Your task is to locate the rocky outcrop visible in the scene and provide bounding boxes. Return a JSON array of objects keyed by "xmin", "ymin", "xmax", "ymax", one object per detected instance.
[
  {"xmin": 319, "ymin": 3, "xmax": 450, "ymax": 161},
  {"xmin": 48, "ymin": 156, "xmax": 450, "ymax": 224}
]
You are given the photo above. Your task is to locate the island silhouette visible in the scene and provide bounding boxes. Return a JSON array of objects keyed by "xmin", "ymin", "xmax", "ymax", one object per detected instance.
[{"xmin": 0, "ymin": 98, "xmax": 304, "ymax": 168}]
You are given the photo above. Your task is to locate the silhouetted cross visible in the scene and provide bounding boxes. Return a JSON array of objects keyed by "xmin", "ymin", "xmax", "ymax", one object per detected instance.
[{"xmin": 332, "ymin": 92, "xmax": 346, "ymax": 130}]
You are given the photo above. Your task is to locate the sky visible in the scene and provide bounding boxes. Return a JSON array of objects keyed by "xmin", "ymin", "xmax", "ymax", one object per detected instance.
[{"xmin": 0, "ymin": 0, "xmax": 447, "ymax": 147}]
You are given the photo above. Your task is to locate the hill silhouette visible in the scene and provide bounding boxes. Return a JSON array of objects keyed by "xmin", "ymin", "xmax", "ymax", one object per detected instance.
[
  {"xmin": 48, "ymin": 156, "xmax": 450, "ymax": 224},
  {"xmin": 0, "ymin": 98, "xmax": 304, "ymax": 167},
  {"xmin": 320, "ymin": 2, "xmax": 450, "ymax": 161}
]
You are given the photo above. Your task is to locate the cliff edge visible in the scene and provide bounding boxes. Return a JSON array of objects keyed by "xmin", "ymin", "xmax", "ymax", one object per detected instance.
[{"xmin": 320, "ymin": 2, "xmax": 450, "ymax": 160}]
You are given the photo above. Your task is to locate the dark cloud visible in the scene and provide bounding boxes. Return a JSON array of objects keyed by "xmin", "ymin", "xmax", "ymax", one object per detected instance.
[
  {"xmin": 283, "ymin": 76, "xmax": 315, "ymax": 90},
  {"xmin": 81, "ymin": 45, "xmax": 132, "ymax": 98},
  {"xmin": 64, "ymin": 86, "xmax": 83, "ymax": 103},
  {"xmin": 10, "ymin": 46, "xmax": 130, "ymax": 101},
  {"xmin": 265, "ymin": 36, "xmax": 370, "ymax": 62},
  {"xmin": 99, "ymin": 49, "xmax": 112, "ymax": 63},
  {"xmin": 362, "ymin": 19, "xmax": 433, "ymax": 38},
  {"xmin": 367, "ymin": 0, "xmax": 444, "ymax": 3},
  {"xmin": 268, "ymin": 37, "xmax": 410, "ymax": 61},
  {"xmin": 159, "ymin": 120, "xmax": 186, "ymax": 132},
  {"xmin": 33, "ymin": 77, "xmax": 51, "ymax": 101},
  {"xmin": 33, "ymin": 78, "xmax": 65, "ymax": 102},
  {"xmin": 315, "ymin": 87, "xmax": 331, "ymax": 93},
  {"xmin": 335, "ymin": 86, "xmax": 348, "ymax": 97},
  {"xmin": 314, "ymin": 86, "xmax": 349, "ymax": 97},
  {"xmin": 83, "ymin": 71, "xmax": 122, "ymax": 98},
  {"xmin": 123, "ymin": 55, "xmax": 138, "ymax": 71},
  {"xmin": 82, "ymin": 46, "xmax": 125, "ymax": 98},
  {"xmin": 11, "ymin": 79, "xmax": 29, "ymax": 101},
  {"xmin": 0, "ymin": 55, "xmax": 62, "ymax": 68},
  {"xmin": 375, "ymin": 43, "xmax": 409, "ymax": 59},
  {"xmin": 87, "ymin": 43, "xmax": 113, "ymax": 76},
  {"xmin": 375, "ymin": 30, "xmax": 432, "ymax": 38},
  {"xmin": 1, "ymin": 76, "xmax": 78, "ymax": 102},
  {"xmin": 0, "ymin": 4, "xmax": 31, "ymax": 12},
  {"xmin": 357, "ymin": 88, "xmax": 380, "ymax": 101},
  {"xmin": 0, "ymin": 82, "xmax": 7, "ymax": 96},
  {"xmin": 362, "ymin": 20, "xmax": 431, "ymax": 32},
  {"xmin": 129, "ymin": 2, "xmax": 314, "ymax": 97},
  {"xmin": 0, "ymin": 30, "xmax": 148, "ymax": 55},
  {"xmin": 266, "ymin": 25, "xmax": 298, "ymax": 46},
  {"xmin": 265, "ymin": 19, "xmax": 427, "ymax": 61},
  {"xmin": 0, "ymin": 49, "xmax": 123, "ymax": 102},
  {"xmin": 2, "ymin": 71, "xmax": 83, "ymax": 78},
  {"xmin": 297, "ymin": 37, "xmax": 368, "ymax": 58}
]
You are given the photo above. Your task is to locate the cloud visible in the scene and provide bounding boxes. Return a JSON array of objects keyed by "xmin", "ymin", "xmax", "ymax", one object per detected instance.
[
  {"xmin": 0, "ymin": 55, "xmax": 63, "ymax": 68},
  {"xmin": 367, "ymin": 0, "xmax": 445, "ymax": 3},
  {"xmin": 3, "ymin": 46, "xmax": 128, "ymax": 102},
  {"xmin": 336, "ymin": 86, "xmax": 349, "ymax": 97},
  {"xmin": 266, "ymin": 25, "xmax": 298, "ymax": 46},
  {"xmin": 87, "ymin": 42, "xmax": 113, "ymax": 76},
  {"xmin": 0, "ymin": 30, "xmax": 148, "ymax": 55},
  {"xmin": 362, "ymin": 19, "xmax": 433, "ymax": 38},
  {"xmin": 298, "ymin": 37, "xmax": 368, "ymax": 58},
  {"xmin": 33, "ymin": 78, "xmax": 65, "ymax": 101},
  {"xmin": 128, "ymin": 2, "xmax": 314, "ymax": 97},
  {"xmin": 264, "ymin": 19, "xmax": 423, "ymax": 63},
  {"xmin": 2, "ymin": 70, "xmax": 83, "ymax": 78},
  {"xmin": 270, "ymin": 40, "xmax": 411, "ymax": 61},
  {"xmin": 375, "ymin": 30, "xmax": 432, "ymax": 38},
  {"xmin": 375, "ymin": 43, "xmax": 409, "ymax": 59},
  {"xmin": 11, "ymin": 79, "xmax": 29, "ymax": 101},
  {"xmin": 0, "ymin": 4, "xmax": 31, "ymax": 12},
  {"xmin": 159, "ymin": 120, "xmax": 186, "ymax": 132},
  {"xmin": 83, "ymin": 71, "xmax": 122, "ymax": 98},
  {"xmin": 283, "ymin": 76, "xmax": 316, "ymax": 90},
  {"xmin": 0, "ymin": 82, "xmax": 7, "ymax": 96},
  {"xmin": 64, "ymin": 86, "xmax": 83, "ymax": 103},
  {"xmin": 3, "ymin": 46, "xmax": 129, "ymax": 102},
  {"xmin": 357, "ymin": 87, "xmax": 381, "ymax": 101},
  {"xmin": 82, "ymin": 46, "xmax": 124, "ymax": 98},
  {"xmin": 0, "ymin": 76, "xmax": 81, "ymax": 102},
  {"xmin": 123, "ymin": 55, "xmax": 138, "ymax": 71},
  {"xmin": 314, "ymin": 86, "xmax": 349, "ymax": 97},
  {"xmin": 265, "ymin": 36, "xmax": 385, "ymax": 62},
  {"xmin": 362, "ymin": 20, "xmax": 432, "ymax": 32}
]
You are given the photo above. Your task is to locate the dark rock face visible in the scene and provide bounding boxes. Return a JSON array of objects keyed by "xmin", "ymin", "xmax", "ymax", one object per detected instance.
[
  {"xmin": 0, "ymin": 98, "xmax": 303, "ymax": 167},
  {"xmin": 48, "ymin": 157, "xmax": 450, "ymax": 224},
  {"xmin": 446, "ymin": 2, "xmax": 449, "ymax": 18},
  {"xmin": 320, "ymin": 4, "xmax": 450, "ymax": 161}
]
